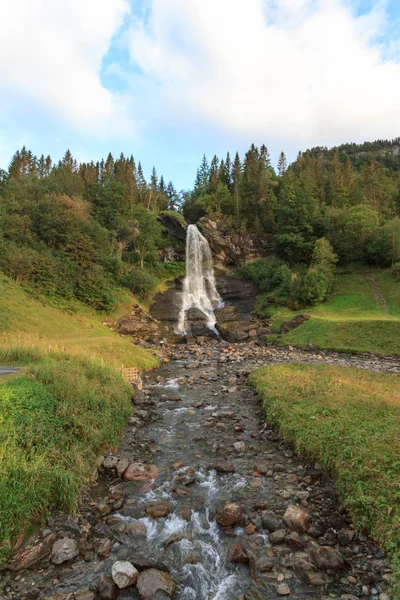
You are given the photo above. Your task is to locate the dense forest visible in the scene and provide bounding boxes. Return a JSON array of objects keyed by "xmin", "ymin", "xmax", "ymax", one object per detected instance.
[
  {"xmin": 0, "ymin": 148, "xmax": 183, "ymax": 309},
  {"xmin": 1, "ymin": 138, "xmax": 399, "ymax": 311}
]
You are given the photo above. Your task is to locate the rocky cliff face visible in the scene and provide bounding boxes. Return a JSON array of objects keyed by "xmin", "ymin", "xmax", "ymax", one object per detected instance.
[
  {"xmin": 197, "ymin": 217, "xmax": 276, "ymax": 269},
  {"xmin": 158, "ymin": 213, "xmax": 276, "ymax": 269}
]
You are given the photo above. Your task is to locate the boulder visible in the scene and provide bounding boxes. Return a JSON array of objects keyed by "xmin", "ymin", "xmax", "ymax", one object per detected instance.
[
  {"xmin": 9, "ymin": 533, "xmax": 56, "ymax": 571},
  {"xmin": 111, "ymin": 561, "xmax": 139, "ymax": 589},
  {"xmin": 136, "ymin": 568, "xmax": 175, "ymax": 599},
  {"xmin": 261, "ymin": 510, "xmax": 281, "ymax": 532},
  {"xmin": 293, "ymin": 559, "xmax": 328, "ymax": 585},
  {"xmin": 123, "ymin": 462, "xmax": 158, "ymax": 481},
  {"xmin": 214, "ymin": 460, "xmax": 235, "ymax": 473},
  {"xmin": 269, "ymin": 529, "xmax": 286, "ymax": 544},
  {"xmin": 310, "ymin": 546, "xmax": 345, "ymax": 571},
  {"xmin": 283, "ymin": 505, "xmax": 311, "ymax": 534},
  {"xmin": 146, "ymin": 502, "xmax": 172, "ymax": 519},
  {"xmin": 216, "ymin": 503, "xmax": 242, "ymax": 527},
  {"xmin": 97, "ymin": 576, "xmax": 118, "ymax": 600},
  {"xmin": 226, "ymin": 543, "xmax": 249, "ymax": 564},
  {"xmin": 51, "ymin": 537, "xmax": 79, "ymax": 565}
]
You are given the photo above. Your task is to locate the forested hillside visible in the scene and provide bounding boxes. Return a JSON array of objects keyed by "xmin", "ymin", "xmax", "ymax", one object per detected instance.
[
  {"xmin": 1, "ymin": 138, "xmax": 400, "ymax": 313},
  {"xmin": 183, "ymin": 139, "xmax": 400, "ymax": 266},
  {"xmin": 0, "ymin": 148, "xmax": 183, "ymax": 309}
]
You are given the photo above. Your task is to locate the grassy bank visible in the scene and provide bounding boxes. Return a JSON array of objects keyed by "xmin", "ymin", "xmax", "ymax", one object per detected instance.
[
  {"xmin": 250, "ymin": 363, "xmax": 400, "ymax": 594},
  {"xmin": 0, "ymin": 355, "xmax": 133, "ymax": 560},
  {"xmin": 0, "ymin": 273, "xmax": 159, "ymax": 560},
  {"xmin": 264, "ymin": 268, "xmax": 400, "ymax": 356},
  {"xmin": 0, "ymin": 273, "xmax": 158, "ymax": 370}
]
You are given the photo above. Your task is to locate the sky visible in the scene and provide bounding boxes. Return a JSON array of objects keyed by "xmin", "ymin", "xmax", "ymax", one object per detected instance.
[{"xmin": 0, "ymin": 0, "xmax": 400, "ymax": 190}]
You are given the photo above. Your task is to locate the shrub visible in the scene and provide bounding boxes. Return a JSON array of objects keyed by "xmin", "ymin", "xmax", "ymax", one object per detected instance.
[
  {"xmin": 121, "ymin": 268, "xmax": 158, "ymax": 301},
  {"xmin": 298, "ymin": 270, "xmax": 329, "ymax": 305}
]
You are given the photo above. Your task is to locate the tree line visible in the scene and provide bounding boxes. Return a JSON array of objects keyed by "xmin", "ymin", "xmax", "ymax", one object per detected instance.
[
  {"xmin": 183, "ymin": 141, "xmax": 400, "ymax": 268},
  {"xmin": 0, "ymin": 148, "xmax": 183, "ymax": 309}
]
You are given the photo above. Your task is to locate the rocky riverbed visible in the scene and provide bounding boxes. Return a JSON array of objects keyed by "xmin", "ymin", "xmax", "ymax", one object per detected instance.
[{"xmin": 2, "ymin": 342, "xmax": 397, "ymax": 600}]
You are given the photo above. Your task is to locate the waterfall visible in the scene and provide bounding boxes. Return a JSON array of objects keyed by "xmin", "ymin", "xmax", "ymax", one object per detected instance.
[{"xmin": 177, "ymin": 225, "xmax": 223, "ymax": 334}]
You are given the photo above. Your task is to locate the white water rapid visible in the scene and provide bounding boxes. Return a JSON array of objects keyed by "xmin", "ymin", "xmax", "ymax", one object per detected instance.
[{"xmin": 177, "ymin": 224, "xmax": 223, "ymax": 335}]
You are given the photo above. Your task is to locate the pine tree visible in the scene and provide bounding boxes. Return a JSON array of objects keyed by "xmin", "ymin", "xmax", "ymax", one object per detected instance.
[{"xmin": 277, "ymin": 151, "xmax": 287, "ymax": 177}]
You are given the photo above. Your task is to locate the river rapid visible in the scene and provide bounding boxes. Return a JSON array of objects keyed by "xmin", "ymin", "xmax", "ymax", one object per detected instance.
[{"xmin": 3, "ymin": 342, "xmax": 396, "ymax": 600}]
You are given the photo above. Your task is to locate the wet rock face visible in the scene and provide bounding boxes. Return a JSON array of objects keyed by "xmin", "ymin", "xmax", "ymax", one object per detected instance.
[
  {"xmin": 197, "ymin": 216, "xmax": 276, "ymax": 268},
  {"xmin": 4, "ymin": 343, "xmax": 395, "ymax": 600}
]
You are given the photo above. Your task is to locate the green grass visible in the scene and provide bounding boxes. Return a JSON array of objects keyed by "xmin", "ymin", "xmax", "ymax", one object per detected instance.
[
  {"xmin": 250, "ymin": 363, "xmax": 400, "ymax": 596},
  {"xmin": 0, "ymin": 273, "xmax": 159, "ymax": 561},
  {"xmin": 0, "ymin": 355, "xmax": 133, "ymax": 561},
  {"xmin": 266, "ymin": 268, "xmax": 400, "ymax": 356},
  {"xmin": 0, "ymin": 272, "xmax": 158, "ymax": 370}
]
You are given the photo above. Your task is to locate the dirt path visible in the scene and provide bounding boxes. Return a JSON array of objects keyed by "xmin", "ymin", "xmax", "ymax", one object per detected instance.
[
  {"xmin": 2, "ymin": 344, "xmax": 395, "ymax": 600},
  {"xmin": 364, "ymin": 276, "xmax": 389, "ymax": 313}
]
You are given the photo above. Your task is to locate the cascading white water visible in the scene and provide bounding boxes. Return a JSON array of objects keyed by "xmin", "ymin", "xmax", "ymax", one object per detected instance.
[{"xmin": 177, "ymin": 224, "xmax": 223, "ymax": 334}]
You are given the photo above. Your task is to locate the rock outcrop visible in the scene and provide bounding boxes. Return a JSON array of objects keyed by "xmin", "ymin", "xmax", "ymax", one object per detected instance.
[{"xmin": 197, "ymin": 216, "xmax": 276, "ymax": 269}]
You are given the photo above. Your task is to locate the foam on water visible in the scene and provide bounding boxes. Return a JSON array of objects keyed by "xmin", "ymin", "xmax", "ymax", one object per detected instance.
[{"xmin": 177, "ymin": 224, "xmax": 223, "ymax": 334}]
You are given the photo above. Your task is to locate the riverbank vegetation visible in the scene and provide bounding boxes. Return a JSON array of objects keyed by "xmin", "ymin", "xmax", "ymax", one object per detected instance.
[
  {"xmin": 0, "ymin": 272, "xmax": 158, "ymax": 561},
  {"xmin": 250, "ymin": 363, "xmax": 400, "ymax": 596},
  {"xmin": 0, "ymin": 355, "xmax": 132, "ymax": 562},
  {"xmin": 260, "ymin": 268, "xmax": 400, "ymax": 356}
]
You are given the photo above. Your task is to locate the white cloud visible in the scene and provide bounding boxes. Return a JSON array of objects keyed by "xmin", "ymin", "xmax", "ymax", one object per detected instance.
[
  {"xmin": 126, "ymin": 0, "xmax": 400, "ymax": 148},
  {"xmin": 0, "ymin": 0, "xmax": 133, "ymax": 136}
]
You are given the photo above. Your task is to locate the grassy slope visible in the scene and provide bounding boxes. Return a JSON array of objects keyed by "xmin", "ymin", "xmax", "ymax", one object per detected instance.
[
  {"xmin": 250, "ymin": 363, "xmax": 400, "ymax": 595},
  {"xmin": 0, "ymin": 274, "xmax": 158, "ymax": 558},
  {"xmin": 269, "ymin": 268, "xmax": 400, "ymax": 356},
  {"xmin": 0, "ymin": 273, "xmax": 158, "ymax": 370}
]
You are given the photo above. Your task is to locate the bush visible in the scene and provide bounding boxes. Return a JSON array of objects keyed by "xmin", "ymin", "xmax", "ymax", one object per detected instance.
[
  {"xmin": 121, "ymin": 268, "xmax": 158, "ymax": 301},
  {"xmin": 298, "ymin": 270, "xmax": 329, "ymax": 305},
  {"xmin": 392, "ymin": 262, "xmax": 400, "ymax": 282}
]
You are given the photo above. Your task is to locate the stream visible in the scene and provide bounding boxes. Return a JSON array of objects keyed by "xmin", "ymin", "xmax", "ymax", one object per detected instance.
[{"xmin": 4, "ymin": 343, "xmax": 396, "ymax": 600}]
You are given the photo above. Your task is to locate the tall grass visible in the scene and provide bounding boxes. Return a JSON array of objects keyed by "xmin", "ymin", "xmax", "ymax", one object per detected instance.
[
  {"xmin": 250, "ymin": 363, "xmax": 400, "ymax": 596},
  {"xmin": 0, "ymin": 355, "xmax": 133, "ymax": 561}
]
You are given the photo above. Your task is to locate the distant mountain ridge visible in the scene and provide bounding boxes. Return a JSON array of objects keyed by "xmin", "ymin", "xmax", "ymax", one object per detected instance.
[{"xmin": 304, "ymin": 137, "xmax": 400, "ymax": 170}]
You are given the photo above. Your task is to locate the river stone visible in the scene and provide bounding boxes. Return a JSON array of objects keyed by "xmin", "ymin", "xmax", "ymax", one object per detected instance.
[
  {"xmin": 125, "ymin": 522, "xmax": 148, "ymax": 537},
  {"xmin": 338, "ymin": 527, "xmax": 356, "ymax": 546},
  {"xmin": 96, "ymin": 538, "xmax": 112, "ymax": 558},
  {"xmin": 310, "ymin": 546, "xmax": 345, "ymax": 571},
  {"xmin": 146, "ymin": 502, "xmax": 172, "ymax": 518},
  {"xmin": 261, "ymin": 510, "xmax": 281, "ymax": 532},
  {"xmin": 283, "ymin": 505, "xmax": 311, "ymax": 534},
  {"xmin": 51, "ymin": 537, "xmax": 79, "ymax": 564},
  {"xmin": 214, "ymin": 460, "xmax": 235, "ymax": 473},
  {"xmin": 103, "ymin": 456, "xmax": 119, "ymax": 470},
  {"xmin": 293, "ymin": 559, "xmax": 328, "ymax": 585},
  {"xmin": 216, "ymin": 503, "xmax": 242, "ymax": 527},
  {"xmin": 285, "ymin": 532, "xmax": 305, "ymax": 550},
  {"xmin": 123, "ymin": 462, "xmax": 158, "ymax": 481},
  {"xmin": 111, "ymin": 561, "xmax": 139, "ymax": 589},
  {"xmin": 9, "ymin": 533, "xmax": 56, "ymax": 571},
  {"xmin": 97, "ymin": 575, "xmax": 118, "ymax": 600},
  {"xmin": 276, "ymin": 583, "xmax": 291, "ymax": 596},
  {"xmin": 226, "ymin": 543, "xmax": 249, "ymax": 564},
  {"xmin": 256, "ymin": 557, "xmax": 275, "ymax": 572},
  {"xmin": 136, "ymin": 568, "xmax": 175, "ymax": 599},
  {"xmin": 269, "ymin": 529, "xmax": 286, "ymax": 544},
  {"xmin": 116, "ymin": 457, "xmax": 130, "ymax": 477},
  {"xmin": 74, "ymin": 591, "xmax": 95, "ymax": 600}
]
